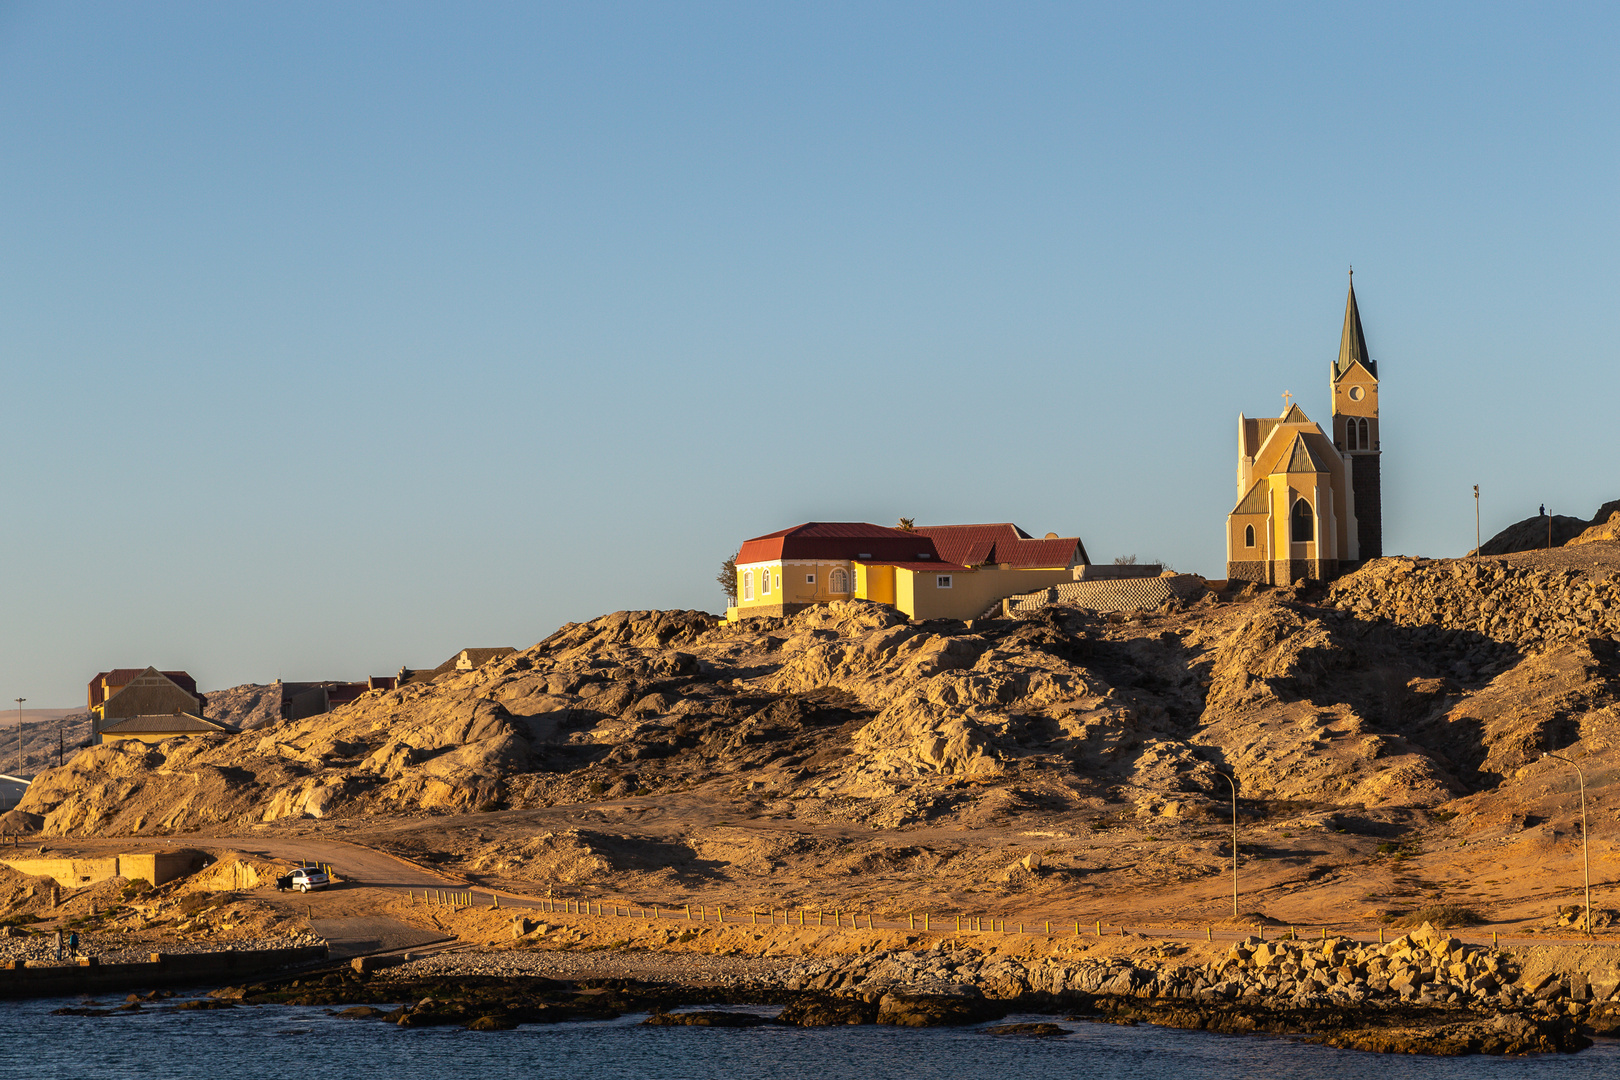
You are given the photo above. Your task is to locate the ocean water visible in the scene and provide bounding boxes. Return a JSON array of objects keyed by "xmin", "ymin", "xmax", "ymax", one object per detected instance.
[{"xmin": 0, "ymin": 1000, "xmax": 1615, "ymax": 1080}]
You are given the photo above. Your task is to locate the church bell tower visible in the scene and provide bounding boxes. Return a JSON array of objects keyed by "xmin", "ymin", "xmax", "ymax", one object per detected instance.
[{"xmin": 1330, "ymin": 271, "xmax": 1381, "ymax": 561}]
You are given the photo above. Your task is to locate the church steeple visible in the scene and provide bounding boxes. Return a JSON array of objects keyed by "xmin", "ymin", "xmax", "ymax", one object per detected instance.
[{"xmin": 1334, "ymin": 269, "xmax": 1374, "ymax": 380}]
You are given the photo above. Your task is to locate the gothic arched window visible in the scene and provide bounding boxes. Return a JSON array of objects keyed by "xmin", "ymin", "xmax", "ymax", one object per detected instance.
[
  {"xmin": 1244, "ymin": 524, "xmax": 1255, "ymax": 548},
  {"xmin": 829, "ymin": 567, "xmax": 850, "ymax": 594},
  {"xmin": 1346, "ymin": 421, "xmax": 1360, "ymax": 450},
  {"xmin": 1359, "ymin": 418, "xmax": 1370, "ymax": 448},
  {"xmin": 1292, "ymin": 498, "xmax": 1314, "ymax": 543}
]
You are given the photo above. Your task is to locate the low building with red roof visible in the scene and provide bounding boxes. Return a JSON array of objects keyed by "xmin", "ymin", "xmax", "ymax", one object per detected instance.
[{"xmin": 729, "ymin": 521, "xmax": 1089, "ymax": 621}]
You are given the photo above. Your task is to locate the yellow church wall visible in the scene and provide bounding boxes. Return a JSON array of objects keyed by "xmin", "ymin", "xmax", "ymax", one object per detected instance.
[{"xmin": 1229, "ymin": 512, "xmax": 1270, "ymax": 562}]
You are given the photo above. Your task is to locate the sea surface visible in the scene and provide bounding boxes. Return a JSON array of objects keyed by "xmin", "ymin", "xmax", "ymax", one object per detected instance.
[{"xmin": 0, "ymin": 999, "xmax": 1615, "ymax": 1080}]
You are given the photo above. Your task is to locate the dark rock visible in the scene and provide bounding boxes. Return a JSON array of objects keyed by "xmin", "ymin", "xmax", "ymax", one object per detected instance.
[
  {"xmin": 642, "ymin": 1010, "xmax": 768, "ymax": 1027},
  {"xmin": 876, "ymin": 993, "xmax": 1001, "ymax": 1027},
  {"xmin": 336, "ymin": 1006, "xmax": 386, "ymax": 1019},
  {"xmin": 778, "ymin": 997, "xmax": 878, "ymax": 1026},
  {"xmin": 466, "ymin": 1014, "xmax": 519, "ymax": 1031},
  {"xmin": 984, "ymin": 1022, "xmax": 1067, "ymax": 1037}
]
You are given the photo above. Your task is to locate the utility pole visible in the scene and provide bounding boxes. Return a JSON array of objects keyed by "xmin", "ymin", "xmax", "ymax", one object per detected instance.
[
  {"xmin": 13, "ymin": 698, "xmax": 24, "ymax": 775},
  {"xmin": 1543, "ymin": 752, "xmax": 1592, "ymax": 936},
  {"xmin": 1217, "ymin": 772, "xmax": 1239, "ymax": 917},
  {"xmin": 1473, "ymin": 485, "xmax": 1480, "ymax": 560}
]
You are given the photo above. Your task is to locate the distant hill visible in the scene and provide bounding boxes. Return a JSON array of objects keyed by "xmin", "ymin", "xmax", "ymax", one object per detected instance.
[
  {"xmin": 1, "ymin": 709, "xmax": 92, "ymax": 781},
  {"xmin": 1474, "ymin": 499, "xmax": 1620, "ymax": 556},
  {"xmin": 205, "ymin": 683, "xmax": 286, "ymax": 732}
]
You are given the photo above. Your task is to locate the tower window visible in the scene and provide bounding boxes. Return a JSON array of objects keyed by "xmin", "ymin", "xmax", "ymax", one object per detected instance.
[
  {"xmin": 1349, "ymin": 385, "xmax": 1365, "ymax": 401},
  {"xmin": 1244, "ymin": 524, "xmax": 1255, "ymax": 548},
  {"xmin": 1346, "ymin": 421, "xmax": 1360, "ymax": 451},
  {"xmin": 1292, "ymin": 498, "xmax": 1314, "ymax": 543},
  {"xmin": 1358, "ymin": 418, "xmax": 1369, "ymax": 447}
]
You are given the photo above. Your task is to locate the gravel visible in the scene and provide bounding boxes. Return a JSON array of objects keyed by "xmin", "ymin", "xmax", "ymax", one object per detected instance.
[{"xmin": 378, "ymin": 948, "xmax": 794, "ymax": 987}]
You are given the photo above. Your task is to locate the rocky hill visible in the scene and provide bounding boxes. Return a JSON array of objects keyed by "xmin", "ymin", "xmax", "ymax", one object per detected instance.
[
  {"xmin": 1475, "ymin": 499, "xmax": 1620, "ymax": 556},
  {"xmin": 12, "ymin": 545, "xmax": 1620, "ymax": 932},
  {"xmin": 204, "ymin": 683, "xmax": 286, "ymax": 732}
]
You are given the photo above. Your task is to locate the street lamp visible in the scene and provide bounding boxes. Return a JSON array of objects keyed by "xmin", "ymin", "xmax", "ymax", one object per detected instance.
[
  {"xmin": 1217, "ymin": 771, "xmax": 1239, "ymax": 917},
  {"xmin": 1543, "ymin": 751, "xmax": 1592, "ymax": 936}
]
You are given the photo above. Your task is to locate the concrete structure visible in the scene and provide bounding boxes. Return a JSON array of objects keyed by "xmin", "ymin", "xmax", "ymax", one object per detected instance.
[
  {"xmin": 88, "ymin": 668, "xmax": 207, "ymax": 743},
  {"xmin": 0, "ymin": 944, "xmax": 329, "ymax": 999},
  {"xmin": 0, "ymin": 849, "xmax": 203, "ymax": 887},
  {"xmin": 1226, "ymin": 274, "xmax": 1383, "ymax": 584},
  {"xmin": 729, "ymin": 521, "xmax": 1090, "ymax": 622}
]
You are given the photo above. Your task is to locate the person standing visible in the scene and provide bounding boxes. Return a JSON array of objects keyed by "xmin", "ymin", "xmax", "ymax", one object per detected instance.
[
  {"xmin": 54, "ymin": 928, "xmax": 63, "ymax": 961},
  {"xmin": 67, "ymin": 930, "xmax": 78, "ymax": 958}
]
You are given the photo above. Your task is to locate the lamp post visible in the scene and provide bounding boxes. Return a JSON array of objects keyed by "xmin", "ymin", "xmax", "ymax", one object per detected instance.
[
  {"xmin": 1217, "ymin": 771, "xmax": 1239, "ymax": 917},
  {"xmin": 13, "ymin": 698, "xmax": 23, "ymax": 775},
  {"xmin": 1473, "ymin": 485, "xmax": 1480, "ymax": 561},
  {"xmin": 1543, "ymin": 751, "xmax": 1591, "ymax": 936}
]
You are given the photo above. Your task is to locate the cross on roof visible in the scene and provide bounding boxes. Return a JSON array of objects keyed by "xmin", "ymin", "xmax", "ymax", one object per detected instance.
[{"xmin": 1281, "ymin": 390, "xmax": 1293, "ymax": 410}]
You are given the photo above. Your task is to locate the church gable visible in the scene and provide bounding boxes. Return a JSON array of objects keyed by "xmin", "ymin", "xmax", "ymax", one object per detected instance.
[
  {"xmin": 1282, "ymin": 433, "xmax": 1331, "ymax": 474},
  {"xmin": 1233, "ymin": 481, "xmax": 1270, "ymax": 515}
]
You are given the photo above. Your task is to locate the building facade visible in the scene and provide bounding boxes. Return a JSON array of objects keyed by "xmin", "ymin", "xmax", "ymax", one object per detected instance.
[
  {"xmin": 1226, "ymin": 275, "xmax": 1383, "ymax": 584},
  {"xmin": 730, "ymin": 521, "xmax": 1089, "ymax": 622}
]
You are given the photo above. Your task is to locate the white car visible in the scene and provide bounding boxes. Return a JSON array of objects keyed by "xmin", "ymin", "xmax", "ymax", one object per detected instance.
[{"xmin": 288, "ymin": 867, "xmax": 330, "ymax": 892}]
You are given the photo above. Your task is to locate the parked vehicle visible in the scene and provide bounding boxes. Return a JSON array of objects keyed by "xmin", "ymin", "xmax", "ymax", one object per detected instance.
[{"xmin": 287, "ymin": 867, "xmax": 331, "ymax": 892}]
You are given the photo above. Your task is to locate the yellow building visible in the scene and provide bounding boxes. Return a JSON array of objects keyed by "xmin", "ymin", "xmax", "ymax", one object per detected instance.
[
  {"xmin": 730, "ymin": 521, "xmax": 1089, "ymax": 622},
  {"xmin": 1226, "ymin": 275, "xmax": 1382, "ymax": 583},
  {"xmin": 98, "ymin": 712, "xmax": 238, "ymax": 746},
  {"xmin": 88, "ymin": 666, "xmax": 236, "ymax": 745}
]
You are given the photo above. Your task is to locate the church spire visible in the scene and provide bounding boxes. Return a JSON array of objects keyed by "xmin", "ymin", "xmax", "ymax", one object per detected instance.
[{"xmin": 1335, "ymin": 268, "xmax": 1374, "ymax": 379}]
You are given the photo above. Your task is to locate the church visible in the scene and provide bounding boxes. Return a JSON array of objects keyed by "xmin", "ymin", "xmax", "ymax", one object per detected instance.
[{"xmin": 1226, "ymin": 275, "xmax": 1382, "ymax": 584}]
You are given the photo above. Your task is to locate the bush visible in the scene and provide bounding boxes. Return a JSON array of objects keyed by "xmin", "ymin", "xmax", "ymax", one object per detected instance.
[{"xmin": 1388, "ymin": 905, "xmax": 1485, "ymax": 929}]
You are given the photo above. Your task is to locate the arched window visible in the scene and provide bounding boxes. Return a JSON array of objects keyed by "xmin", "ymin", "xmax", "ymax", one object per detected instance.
[
  {"xmin": 1244, "ymin": 524, "xmax": 1255, "ymax": 548},
  {"xmin": 742, "ymin": 570, "xmax": 753, "ymax": 601},
  {"xmin": 1292, "ymin": 498, "xmax": 1314, "ymax": 543},
  {"xmin": 1359, "ymin": 418, "xmax": 1370, "ymax": 448},
  {"xmin": 761, "ymin": 568, "xmax": 772, "ymax": 596},
  {"xmin": 1345, "ymin": 421, "xmax": 1360, "ymax": 450},
  {"xmin": 829, "ymin": 567, "xmax": 849, "ymax": 594}
]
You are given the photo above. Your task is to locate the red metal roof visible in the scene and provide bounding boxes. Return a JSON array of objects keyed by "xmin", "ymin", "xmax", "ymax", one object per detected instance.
[
  {"xmin": 913, "ymin": 523, "xmax": 1087, "ymax": 568},
  {"xmin": 737, "ymin": 522, "xmax": 942, "ymax": 565}
]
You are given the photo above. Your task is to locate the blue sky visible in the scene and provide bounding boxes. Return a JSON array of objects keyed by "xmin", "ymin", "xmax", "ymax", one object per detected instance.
[{"xmin": 2, "ymin": 2, "xmax": 1616, "ymax": 705}]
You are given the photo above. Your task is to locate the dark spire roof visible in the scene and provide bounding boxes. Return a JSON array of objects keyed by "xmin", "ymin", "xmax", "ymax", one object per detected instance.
[{"xmin": 1334, "ymin": 271, "xmax": 1376, "ymax": 380}]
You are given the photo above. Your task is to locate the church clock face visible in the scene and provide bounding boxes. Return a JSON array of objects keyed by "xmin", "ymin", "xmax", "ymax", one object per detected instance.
[{"xmin": 1348, "ymin": 385, "xmax": 1365, "ymax": 401}]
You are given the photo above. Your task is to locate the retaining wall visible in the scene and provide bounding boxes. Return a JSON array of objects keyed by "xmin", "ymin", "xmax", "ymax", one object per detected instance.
[{"xmin": 0, "ymin": 944, "xmax": 329, "ymax": 999}]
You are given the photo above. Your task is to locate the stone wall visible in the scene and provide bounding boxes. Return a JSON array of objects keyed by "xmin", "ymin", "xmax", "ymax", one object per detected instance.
[
  {"xmin": 1003, "ymin": 574, "xmax": 1207, "ymax": 616},
  {"xmin": 1326, "ymin": 557, "xmax": 1620, "ymax": 651}
]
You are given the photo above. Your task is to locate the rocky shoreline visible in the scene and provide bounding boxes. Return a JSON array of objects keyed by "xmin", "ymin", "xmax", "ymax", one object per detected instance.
[{"xmin": 189, "ymin": 922, "xmax": 1616, "ymax": 1056}]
